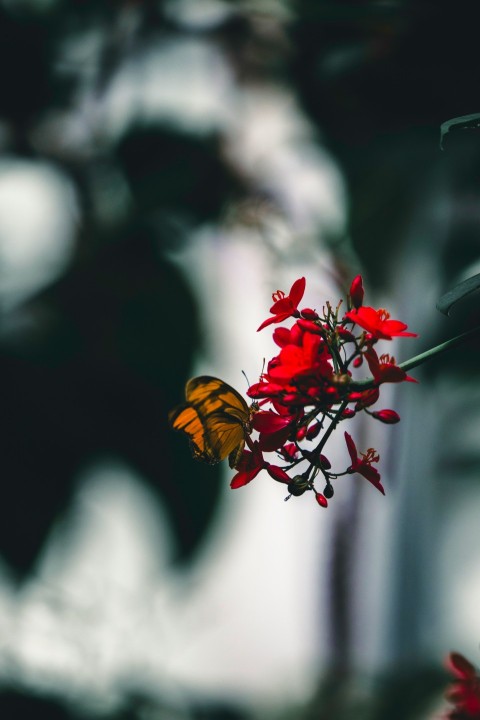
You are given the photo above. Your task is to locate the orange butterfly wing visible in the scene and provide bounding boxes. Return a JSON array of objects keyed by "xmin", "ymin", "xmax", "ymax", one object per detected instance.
[{"xmin": 169, "ymin": 376, "xmax": 250, "ymax": 466}]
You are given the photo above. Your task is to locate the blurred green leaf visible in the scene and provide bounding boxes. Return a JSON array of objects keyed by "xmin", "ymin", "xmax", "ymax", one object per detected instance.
[{"xmin": 436, "ymin": 273, "xmax": 480, "ymax": 315}]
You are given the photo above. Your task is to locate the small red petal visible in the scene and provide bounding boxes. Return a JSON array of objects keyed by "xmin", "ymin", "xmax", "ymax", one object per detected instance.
[
  {"xmin": 297, "ymin": 318, "xmax": 323, "ymax": 333},
  {"xmin": 230, "ymin": 468, "xmax": 261, "ymax": 488},
  {"xmin": 273, "ymin": 327, "xmax": 293, "ymax": 347},
  {"xmin": 266, "ymin": 465, "xmax": 291, "ymax": 483},
  {"xmin": 247, "ymin": 382, "xmax": 283, "ymax": 398},
  {"xmin": 344, "ymin": 431, "xmax": 357, "ymax": 465}
]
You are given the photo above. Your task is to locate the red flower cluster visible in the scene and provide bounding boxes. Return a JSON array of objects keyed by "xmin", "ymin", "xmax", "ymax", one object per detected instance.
[
  {"xmin": 231, "ymin": 275, "xmax": 418, "ymax": 505},
  {"xmin": 443, "ymin": 652, "xmax": 480, "ymax": 719}
]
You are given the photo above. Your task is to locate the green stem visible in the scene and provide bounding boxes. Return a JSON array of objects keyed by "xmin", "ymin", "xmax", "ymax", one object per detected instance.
[
  {"xmin": 317, "ymin": 399, "xmax": 349, "ymax": 454},
  {"xmin": 349, "ymin": 324, "xmax": 480, "ymax": 390},
  {"xmin": 398, "ymin": 324, "xmax": 480, "ymax": 371}
]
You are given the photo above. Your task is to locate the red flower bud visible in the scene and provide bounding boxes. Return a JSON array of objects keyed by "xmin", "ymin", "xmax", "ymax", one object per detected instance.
[
  {"xmin": 353, "ymin": 355, "xmax": 363, "ymax": 368},
  {"xmin": 336, "ymin": 326, "xmax": 355, "ymax": 341},
  {"xmin": 306, "ymin": 422, "xmax": 322, "ymax": 440},
  {"xmin": 349, "ymin": 275, "xmax": 364, "ymax": 309},
  {"xmin": 372, "ymin": 409, "xmax": 400, "ymax": 424},
  {"xmin": 297, "ymin": 318, "xmax": 323, "ymax": 333},
  {"xmin": 296, "ymin": 426, "xmax": 307, "ymax": 441},
  {"xmin": 300, "ymin": 307, "xmax": 319, "ymax": 320},
  {"xmin": 315, "ymin": 492, "xmax": 328, "ymax": 508},
  {"xmin": 319, "ymin": 454, "xmax": 331, "ymax": 469},
  {"xmin": 323, "ymin": 483, "xmax": 334, "ymax": 499}
]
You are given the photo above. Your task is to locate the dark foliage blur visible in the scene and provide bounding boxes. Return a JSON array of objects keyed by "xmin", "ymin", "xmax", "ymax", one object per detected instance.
[{"xmin": 1, "ymin": 0, "xmax": 480, "ymax": 717}]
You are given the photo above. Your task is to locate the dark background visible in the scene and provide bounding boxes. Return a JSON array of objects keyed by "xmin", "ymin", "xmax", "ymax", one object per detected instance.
[{"xmin": 1, "ymin": 1, "xmax": 479, "ymax": 718}]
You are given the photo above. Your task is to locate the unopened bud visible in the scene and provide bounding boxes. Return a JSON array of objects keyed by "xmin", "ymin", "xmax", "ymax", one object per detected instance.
[
  {"xmin": 315, "ymin": 493, "xmax": 328, "ymax": 508},
  {"xmin": 323, "ymin": 483, "xmax": 334, "ymax": 499},
  {"xmin": 372, "ymin": 409, "xmax": 401, "ymax": 424},
  {"xmin": 288, "ymin": 475, "xmax": 309, "ymax": 496},
  {"xmin": 306, "ymin": 422, "xmax": 322, "ymax": 440},
  {"xmin": 320, "ymin": 454, "xmax": 331, "ymax": 470},
  {"xmin": 297, "ymin": 318, "xmax": 322, "ymax": 333},
  {"xmin": 296, "ymin": 426, "xmax": 307, "ymax": 441},
  {"xmin": 300, "ymin": 308, "xmax": 319, "ymax": 320},
  {"xmin": 349, "ymin": 275, "xmax": 364, "ymax": 309}
]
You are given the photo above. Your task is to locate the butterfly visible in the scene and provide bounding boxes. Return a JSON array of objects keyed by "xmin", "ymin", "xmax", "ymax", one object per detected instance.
[{"xmin": 169, "ymin": 376, "xmax": 254, "ymax": 468}]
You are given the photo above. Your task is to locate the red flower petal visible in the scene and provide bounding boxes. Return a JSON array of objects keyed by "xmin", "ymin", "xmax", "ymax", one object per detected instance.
[
  {"xmin": 273, "ymin": 327, "xmax": 293, "ymax": 347},
  {"xmin": 257, "ymin": 311, "xmax": 292, "ymax": 332},
  {"xmin": 230, "ymin": 468, "xmax": 261, "ymax": 488},
  {"xmin": 289, "ymin": 276, "xmax": 306, "ymax": 307},
  {"xmin": 266, "ymin": 465, "xmax": 291, "ymax": 483},
  {"xmin": 258, "ymin": 426, "xmax": 292, "ymax": 452},
  {"xmin": 270, "ymin": 297, "xmax": 295, "ymax": 314},
  {"xmin": 357, "ymin": 464, "xmax": 385, "ymax": 494},
  {"xmin": 344, "ymin": 431, "xmax": 357, "ymax": 465},
  {"xmin": 247, "ymin": 381, "xmax": 283, "ymax": 398},
  {"xmin": 252, "ymin": 411, "xmax": 292, "ymax": 434}
]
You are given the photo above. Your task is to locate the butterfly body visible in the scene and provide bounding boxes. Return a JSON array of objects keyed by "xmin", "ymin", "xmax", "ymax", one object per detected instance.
[{"xmin": 169, "ymin": 376, "xmax": 252, "ymax": 468}]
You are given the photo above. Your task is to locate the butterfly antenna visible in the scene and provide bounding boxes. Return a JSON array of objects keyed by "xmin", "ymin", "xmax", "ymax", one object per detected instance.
[{"xmin": 241, "ymin": 370, "xmax": 251, "ymax": 389}]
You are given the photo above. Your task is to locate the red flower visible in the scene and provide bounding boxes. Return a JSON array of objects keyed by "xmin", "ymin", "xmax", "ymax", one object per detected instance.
[
  {"xmin": 273, "ymin": 321, "xmax": 304, "ymax": 347},
  {"xmin": 364, "ymin": 347, "xmax": 417, "ymax": 384},
  {"xmin": 344, "ymin": 431, "xmax": 384, "ymax": 495},
  {"xmin": 252, "ymin": 410, "xmax": 293, "ymax": 451},
  {"xmin": 269, "ymin": 331, "xmax": 332, "ymax": 383},
  {"xmin": 230, "ymin": 442, "xmax": 265, "ymax": 488},
  {"xmin": 349, "ymin": 274, "xmax": 364, "ymax": 309},
  {"xmin": 230, "ymin": 441, "xmax": 290, "ymax": 488},
  {"xmin": 345, "ymin": 306, "xmax": 417, "ymax": 340},
  {"xmin": 257, "ymin": 277, "xmax": 306, "ymax": 331},
  {"xmin": 444, "ymin": 652, "xmax": 480, "ymax": 719}
]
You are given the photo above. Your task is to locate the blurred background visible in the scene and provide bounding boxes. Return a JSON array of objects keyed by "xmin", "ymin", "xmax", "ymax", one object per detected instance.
[{"xmin": 0, "ymin": 0, "xmax": 480, "ymax": 718}]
